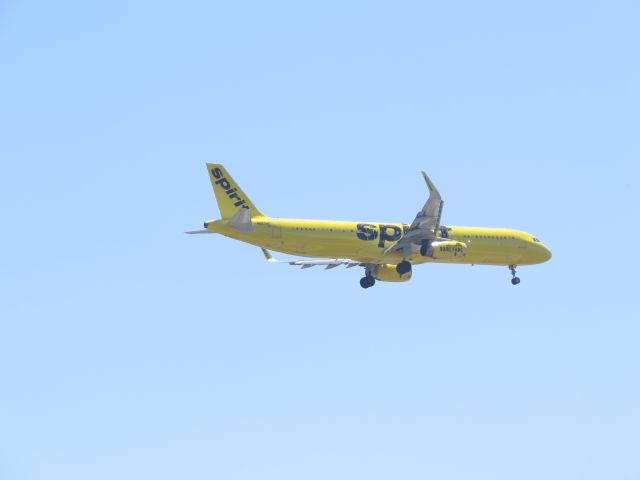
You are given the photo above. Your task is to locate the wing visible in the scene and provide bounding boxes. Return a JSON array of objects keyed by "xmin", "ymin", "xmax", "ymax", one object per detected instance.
[
  {"xmin": 261, "ymin": 248, "xmax": 363, "ymax": 269},
  {"xmin": 384, "ymin": 171, "xmax": 444, "ymax": 255}
]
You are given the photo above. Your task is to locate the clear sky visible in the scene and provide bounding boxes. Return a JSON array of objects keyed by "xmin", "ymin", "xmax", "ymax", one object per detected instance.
[{"xmin": 1, "ymin": 1, "xmax": 639, "ymax": 479}]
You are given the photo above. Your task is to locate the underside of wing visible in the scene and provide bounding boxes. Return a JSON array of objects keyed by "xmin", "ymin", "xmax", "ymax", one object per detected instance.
[
  {"xmin": 260, "ymin": 248, "xmax": 363, "ymax": 269},
  {"xmin": 290, "ymin": 259, "xmax": 363, "ymax": 269},
  {"xmin": 410, "ymin": 171, "xmax": 443, "ymax": 234},
  {"xmin": 384, "ymin": 171, "xmax": 444, "ymax": 254}
]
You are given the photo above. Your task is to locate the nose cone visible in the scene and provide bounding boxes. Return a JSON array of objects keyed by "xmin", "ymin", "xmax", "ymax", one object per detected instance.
[{"xmin": 538, "ymin": 244, "xmax": 552, "ymax": 263}]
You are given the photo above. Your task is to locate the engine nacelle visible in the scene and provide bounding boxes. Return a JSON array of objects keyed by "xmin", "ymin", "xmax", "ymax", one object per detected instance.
[
  {"xmin": 371, "ymin": 264, "xmax": 412, "ymax": 282},
  {"xmin": 426, "ymin": 240, "xmax": 467, "ymax": 259}
]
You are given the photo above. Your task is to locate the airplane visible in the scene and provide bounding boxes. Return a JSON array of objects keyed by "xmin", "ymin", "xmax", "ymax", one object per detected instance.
[{"xmin": 187, "ymin": 164, "xmax": 552, "ymax": 288}]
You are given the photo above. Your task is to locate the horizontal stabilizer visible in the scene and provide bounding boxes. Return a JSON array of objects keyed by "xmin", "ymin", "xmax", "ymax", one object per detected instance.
[
  {"xmin": 261, "ymin": 248, "xmax": 279, "ymax": 263},
  {"xmin": 185, "ymin": 229, "xmax": 214, "ymax": 234}
]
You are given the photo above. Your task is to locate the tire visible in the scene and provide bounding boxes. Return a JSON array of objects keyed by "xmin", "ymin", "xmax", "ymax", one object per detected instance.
[
  {"xmin": 360, "ymin": 276, "xmax": 375, "ymax": 288},
  {"xmin": 396, "ymin": 261, "xmax": 412, "ymax": 275},
  {"xmin": 420, "ymin": 244, "xmax": 433, "ymax": 257}
]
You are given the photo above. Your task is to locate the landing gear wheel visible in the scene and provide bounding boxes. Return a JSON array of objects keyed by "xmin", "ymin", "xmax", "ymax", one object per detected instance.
[
  {"xmin": 396, "ymin": 260, "xmax": 412, "ymax": 275},
  {"xmin": 360, "ymin": 276, "xmax": 375, "ymax": 289},
  {"xmin": 509, "ymin": 265, "xmax": 520, "ymax": 285},
  {"xmin": 420, "ymin": 244, "xmax": 434, "ymax": 257}
]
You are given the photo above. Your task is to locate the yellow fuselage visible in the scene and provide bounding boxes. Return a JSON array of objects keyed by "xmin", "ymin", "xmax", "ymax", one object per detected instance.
[{"xmin": 207, "ymin": 217, "xmax": 552, "ymax": 266}]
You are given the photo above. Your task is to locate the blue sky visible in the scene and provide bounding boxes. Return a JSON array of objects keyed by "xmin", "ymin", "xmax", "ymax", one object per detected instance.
[{"xmin": 1, "ymin": 1, "xmax": 639, "ymax": 479}]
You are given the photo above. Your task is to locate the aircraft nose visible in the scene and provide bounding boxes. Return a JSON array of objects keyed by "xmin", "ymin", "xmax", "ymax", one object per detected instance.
[{"xmin": 539, "ymin": 244, "xmax": 552, "ymax": 262}]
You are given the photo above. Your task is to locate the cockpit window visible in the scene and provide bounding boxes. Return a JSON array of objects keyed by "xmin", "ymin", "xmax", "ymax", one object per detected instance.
[{"xmin": 533, "ymin": 237, "xmax": 541, "ymax": 243}]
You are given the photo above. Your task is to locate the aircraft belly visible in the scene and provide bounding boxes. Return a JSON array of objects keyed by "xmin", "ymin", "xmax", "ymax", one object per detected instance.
[
  {"xmin": 460, "ymin": 243, "xmax": 521, "ymax": 265},
  {"xmin": 305, "ymin": 238, "xmax": 361, "ymax": 258}
]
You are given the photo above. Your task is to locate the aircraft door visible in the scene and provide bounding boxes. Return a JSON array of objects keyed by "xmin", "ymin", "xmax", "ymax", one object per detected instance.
[{"xmin": 271, "ymin": 225, "xmax": 282, "ymax": 239}]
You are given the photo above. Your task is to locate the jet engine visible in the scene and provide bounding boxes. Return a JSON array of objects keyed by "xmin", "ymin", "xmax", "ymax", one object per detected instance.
[
  {"xmin": 371, "ymin": 264, "xmax": 412, "ymax": 282},
  {"xmin": 421, "ymin": 240, "xmax": 467, "ymax": 259}
]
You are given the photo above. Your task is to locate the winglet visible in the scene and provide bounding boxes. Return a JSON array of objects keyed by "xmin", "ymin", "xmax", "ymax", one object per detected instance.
[{"xmin": 421, "ymin": 171, "xmax": 439, "ymax": 195}]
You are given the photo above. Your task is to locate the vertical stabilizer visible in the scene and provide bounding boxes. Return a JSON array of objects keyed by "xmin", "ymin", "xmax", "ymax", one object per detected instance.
[{"xmin": 206, "ymin": 163, "xmax": 265, "ymax": 219}]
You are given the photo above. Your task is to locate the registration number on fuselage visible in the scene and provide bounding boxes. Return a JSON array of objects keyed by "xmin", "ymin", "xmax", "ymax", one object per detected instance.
[{"xmin": 439, "ymin": 245, "xmax": 465, "ymax": 254}]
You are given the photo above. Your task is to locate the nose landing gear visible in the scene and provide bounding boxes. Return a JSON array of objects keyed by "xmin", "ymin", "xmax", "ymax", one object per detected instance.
[{"xmin": 509, "ymin": 265, "xmax": 520, "ymax": 285}]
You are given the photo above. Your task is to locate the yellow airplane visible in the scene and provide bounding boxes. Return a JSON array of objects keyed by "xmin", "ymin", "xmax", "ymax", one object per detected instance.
[{"xmin": 187, "ymin": 164, "xmax": 551, "ymax": 288}]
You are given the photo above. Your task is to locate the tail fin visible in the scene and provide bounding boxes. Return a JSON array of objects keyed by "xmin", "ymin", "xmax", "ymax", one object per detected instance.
[{"xmin": 206, "ymin": 163, "xmax": 265, "ymax": 219}]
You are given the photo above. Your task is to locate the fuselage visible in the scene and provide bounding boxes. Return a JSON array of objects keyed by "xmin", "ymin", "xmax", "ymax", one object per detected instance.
[{"xmin": 206, "ymin": 217, "xmax": 552, "ymax": 266}]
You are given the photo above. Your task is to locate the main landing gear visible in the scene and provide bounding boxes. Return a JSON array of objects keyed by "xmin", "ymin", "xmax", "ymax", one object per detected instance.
[
  {"xmin": 396, "ymin": 260, "xmax": 412, "ymax": 276},
  {"xmin": 509, "ymin": 265, "xmax": 521, "ymax": 285},
  {"xmin": 420, "ymin": 243, "xmax": 434, "ymax": 257},
  {"xmin": 360, "ymin": 275, "xmax": 376, "ymax": 289}
]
